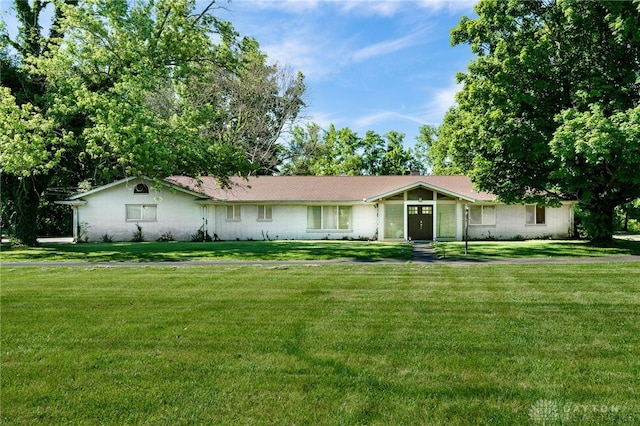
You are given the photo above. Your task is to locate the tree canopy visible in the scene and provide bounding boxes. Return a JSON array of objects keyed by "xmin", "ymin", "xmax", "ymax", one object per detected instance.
[
  {"xmin": 279, "ymin": 123, "xmax": 429, "ymax": 176},
  {"xmin": 433, "ymin": 0, "xmax": 640, "ymax": 241},
  {"xmin": 1, "ymin": 0, "xmax": 305, "ymax": 245}
]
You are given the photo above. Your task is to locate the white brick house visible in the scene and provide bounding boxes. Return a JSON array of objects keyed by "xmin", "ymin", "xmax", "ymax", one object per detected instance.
[{"xmin": 58, "ymin": 175, "xmax": 575, "ymax": 242}]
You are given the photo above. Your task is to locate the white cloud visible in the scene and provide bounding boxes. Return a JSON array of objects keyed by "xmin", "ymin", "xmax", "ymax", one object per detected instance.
[
  {"xmin": 241, "ymin": 0, "xmax": 477, "ymax": 17},
  {"xmin": 245, "ymin": 0, "xmax": 322, "ymax": 13},
  {"xmin": 352, "ymin": 25, "xmax": 432, "ymax": 62},
  {"xmin": 354, "ymin": 111, "xmax": 425, "ymax": 129},
  {"xmin": 417, "ymin": 0, "xmax": 478, "ymax": 12},
  {"xmin": 337, "ymin": 1, "xmax": 405, "ymax": 17},
  {"xmin": 261, "ymin": 28, "xmax": 353, "ymax": 81},
  {"xmin": 421, "ymin": 81, "xmax": 462, "ymax": 124}
]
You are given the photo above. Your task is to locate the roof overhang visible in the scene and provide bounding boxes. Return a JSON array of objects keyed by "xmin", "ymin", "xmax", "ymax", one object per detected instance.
[
  {"xmin": 55, "ymin": 200, "xmax": 87, "ymax": 206},
  {"xmin": 64, "ymin": 176, "xmax": 206, "ymax": 201},
  {"xmin": 195, "ymin": 199, "xmax": 369, "ymax": 205},
  {"xmin": 365, "ymin": 181, "xmax": 479, "ymax": 203}
]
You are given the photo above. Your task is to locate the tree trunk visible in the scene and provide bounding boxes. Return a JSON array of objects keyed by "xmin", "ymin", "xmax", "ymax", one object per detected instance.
[
  {"xmin": 623, "ymin": 205, "xmax": 630, "ymax": 232},
  {"xmin": 579, "ymin": 199, "xmax": 616, "ymax": 243},
  {"xmin": 11, "ymin": 177, "xmax": 45, "ymax": 246}
]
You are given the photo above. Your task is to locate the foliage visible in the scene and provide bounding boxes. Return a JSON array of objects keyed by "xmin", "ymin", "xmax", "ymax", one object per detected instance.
[
  {"xmin": 280, "ymin": 123, "xmax": 426, "ymax": 176},
  {"xmin": 130, "ymin": 223, "xmax": 144, "ymax": 242},
  {"xmin": 310, "ymin": 124, "xmax": 363, "ymax": 175},
  {"xmin": 615, "ymin": 198, "xmax": 640, "ymax": 232},
  {"xmin": 3, "ymin": 264, "xmax": 639, "ymax": 424},
  {"xmin": 156, "ymin": 231, "xmax": 174, "ymax": 242},
  {"xmin": 412, "ymin": 124, "xmax": 437, "ymax": 175},
  {"xmin": 190, "ymin": 225, "xmax": 213, "ymax": 242},
  {"xmin": 435, "ymin": 0, "xmax": 640, "ymax": 241},
  {"xmin": 0, "ymin": 0, "xmax": 305, "ymax": 245},
  {"xmin": 278, "ymin": 122, "xmax": 324, "ymax": 175},
  {"xmin": 74, "ymin": 221, "xmax": 89, "ymax": 243},
  {"xmin": 179, "ymin": 38, "xmax": 306, "ymax": 175}
]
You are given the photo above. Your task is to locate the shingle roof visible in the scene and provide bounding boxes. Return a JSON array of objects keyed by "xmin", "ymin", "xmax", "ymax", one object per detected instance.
[{"xmin": 164, "ymin": 175, "xmax": 495, "ymax": 203}]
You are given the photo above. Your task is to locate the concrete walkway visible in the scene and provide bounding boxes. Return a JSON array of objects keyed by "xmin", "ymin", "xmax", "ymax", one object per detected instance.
[{"xmin": 411, "ymin": 242, "xmax": 438, "ymax": 262}]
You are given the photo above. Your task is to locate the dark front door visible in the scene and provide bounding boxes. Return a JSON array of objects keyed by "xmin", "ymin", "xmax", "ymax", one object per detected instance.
[{"xmin": 408, "ymin": 205, "xmax": 433, "ymax": 240}]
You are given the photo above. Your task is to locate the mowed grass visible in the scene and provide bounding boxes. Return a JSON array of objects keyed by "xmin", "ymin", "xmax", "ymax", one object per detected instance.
[
  {"xmin": 2, "ymin": 263, "xmax": 640, "ymax": 424},
  {"xmin": 435, "ymin": 239, "xmax": 640, "ymax": 260},
  {"xmin": 0, "ymin": 240, "xmax": 413, "ymax": 263}
]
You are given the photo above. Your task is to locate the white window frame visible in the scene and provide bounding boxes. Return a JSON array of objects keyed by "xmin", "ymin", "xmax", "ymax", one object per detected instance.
[
  {"xmin": 125, "ymin": 204, "xmax": 157, "ymax": 222},
  {"xmin": 307, "ymin": 206, "xmax": 352, "ymax": 231},
  {"xmin": 257, "ymin": 205, "xmax": 272, "ymax": 221},
  {"xmin": 226, "ymin": 205, "xmax": 241, "ymax": 221},
  {"xmin": 526, "ymin": 205, "xmax": 546, "ymax": 225},
  {"xmin": 469, "ymin": 205, "xmax": 496, "ymax": 226}
]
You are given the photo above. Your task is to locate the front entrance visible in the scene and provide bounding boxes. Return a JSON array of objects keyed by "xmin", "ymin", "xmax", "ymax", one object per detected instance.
[{"xmin": 408, "ymin": 205, "xmax": 433, "ymax": 240}]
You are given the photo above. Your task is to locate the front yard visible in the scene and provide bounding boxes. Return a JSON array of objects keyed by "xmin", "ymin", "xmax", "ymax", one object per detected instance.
[
  {"xmin": 434, "ymin": 239, "xmax": 640, "ymax": 259},
  {"xmin": 2, "ymin": 263, "xmax": 639, "ymax": 424},
  {"xmin": 1, "ymin": 238, "xmax": 639, "ymax": 263},
  {"xmin": 0, "ymin": 240, "xmax": 413, "ymax": 263}
]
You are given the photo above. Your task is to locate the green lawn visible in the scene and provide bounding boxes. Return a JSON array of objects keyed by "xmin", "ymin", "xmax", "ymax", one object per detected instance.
[
  {"xmin": 2, "ymin": 263, "xmax": 639, "ymax": 424},
  {"xmin": 0, "ymin": 240, "xmax": 413, "ymax": 263},
  {"xmin": 435, "ymin": 239, "xmax": 640, "ymax": 259}
]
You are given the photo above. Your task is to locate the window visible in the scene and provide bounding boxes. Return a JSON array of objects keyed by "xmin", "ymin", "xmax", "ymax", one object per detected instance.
[
  {"xmin": 407, "ymin": 188, "xmax": 433, "ymax": 201},
  {"xmin": 133, "ymin": 183, "xmax": 149, "ymax": 194},
  {"xmin": 469, "ymin": 205, "xmax": 495, "ymax": 225},
  {"xmin": 526, "ymin": 205, "xmax": 546, "ymax": 225},
  {"xmin": 384, "ymin": 204, "xmax": 404, "ymax": 239},
  {"xmin": 437, "ymin": 193, "xmax": 455, "ymax": 200},
  {"xmin": 307, "ymin": 206, "xmax": 352, "ymax": 230},
  {"xmin": 226, "ymin": 205, "xmax": 241, "ymax": 221},
  {"xmin": 307, "ymin": 206, "xmax": 322, "ymax": 229},
  {"xmin": 257, "ymin": 205, "xmax": 272, "ymax": 221},
  {"xmin": 126, "ymin": 204, "xmax": 157, "ymax": 221},
  {"xmin": 437, "ymin": 204, "xmax": 457, "ymax": 238}
]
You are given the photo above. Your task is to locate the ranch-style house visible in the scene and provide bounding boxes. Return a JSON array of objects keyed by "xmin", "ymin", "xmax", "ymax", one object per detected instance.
[{"xmin": 57, "ymin": 175, "xmax": 575, "ymax": 242}]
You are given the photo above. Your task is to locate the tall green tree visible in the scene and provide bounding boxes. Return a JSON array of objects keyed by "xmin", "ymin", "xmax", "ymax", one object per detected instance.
[
  {"xmin": 380, "ymin": 131, "xmax": 412, "ymax": 175},
  {"xmin": 279, "ymin": 123, "xmax": 424, "ymax": 176},
  {"xmin": 1, "ymin": 0, "xmax": 78, "ymax": 245},
  {"xmin": 435, "ymin": 0, "xmax": 640, "ymax": 241},
  {"xmin": 310, "ymin": 124, "xmax": 363, "ymax": 176},
  {"xmin": 279, "ymin": 122, "xmax": 323, "ymax": 175},
  {"xmin": 1, "ymin": 0, "xmax": 305, "ymax": 245},
  {"xmin": 361, "ymin": 130, "xmax": 386, "ymax": 175},
  {"xmin": 412, "ymin": 124, "xmax": 437, "ymax": 175},
  {"xmin": 178, "ymin": 37, "xmax": 305, "ymax": 175}
]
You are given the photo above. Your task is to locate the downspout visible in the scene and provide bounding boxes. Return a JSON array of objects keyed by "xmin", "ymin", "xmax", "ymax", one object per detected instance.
[
  {"xmin": 374, "ymin": 203, "xmax": 379, "ymax": 241},
  {"xmin": 72, "ymin": 206, "xmax": 79, "ymax": 240},
  {"xmin": 202, "ymin": 205, "xmax": 208, "ymax": 237}
]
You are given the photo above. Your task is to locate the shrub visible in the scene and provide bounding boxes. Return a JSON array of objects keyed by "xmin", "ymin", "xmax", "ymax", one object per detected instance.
[
  {"xmin": 101, "ymin": 234, "xmax": 114, "ymax": 243},
  {"xmin": 74, "ymin": 222, "xmax": 89, "ymax": 243},
  {"xmin": 157, "ymin": 231, "xmax": 175, "ymax": 242},
  {"xmin": 131, "ymin": 223, "xmax": 144, "ymax": 242},
  {"xmin": 191, "ymin": 226, "xmax": 212, "ymax": 242}
]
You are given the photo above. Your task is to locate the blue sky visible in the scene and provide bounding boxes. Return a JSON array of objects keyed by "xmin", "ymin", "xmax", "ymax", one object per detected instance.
[
  {"xmin": 217, "ymin": 0, "xmax": 478, "ymax": 147},
  {"xmin": 1, "ymin": 0, "xmax": 478, "ymax": 148}
]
